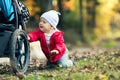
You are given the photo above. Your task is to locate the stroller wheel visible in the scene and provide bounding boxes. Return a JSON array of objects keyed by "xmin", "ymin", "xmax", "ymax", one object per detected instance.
[{"xmin": 9, "ymin": 29, "xmax": 30, "ymax": 74}]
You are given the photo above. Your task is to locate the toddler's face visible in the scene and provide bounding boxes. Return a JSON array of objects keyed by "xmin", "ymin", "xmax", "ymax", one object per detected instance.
[{"xmin": 39, "ymin": 18, "xmax": 52, "ymax": 33}]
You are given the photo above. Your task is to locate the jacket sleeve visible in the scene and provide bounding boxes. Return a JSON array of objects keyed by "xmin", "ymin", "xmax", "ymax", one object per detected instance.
[
  {"xmin": 54, "ymin": 33, "xmax": 66, "ymax": 54},
  {"xmin": 27, "ymin": 29, "xmax": 40, "ymax": 42}
]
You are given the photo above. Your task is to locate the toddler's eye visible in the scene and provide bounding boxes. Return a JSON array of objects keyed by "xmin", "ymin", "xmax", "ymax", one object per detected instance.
[
  {"xmin": 40, "ymin": 18, "xmax": 48, "ymax": 24},
  {"xmin": 43, "ymin": 21, "xmax": 47, "ymax": 23}
]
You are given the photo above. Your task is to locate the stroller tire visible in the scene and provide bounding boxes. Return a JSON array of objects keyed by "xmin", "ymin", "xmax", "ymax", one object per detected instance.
[{"xmin": 9, "ymin": 29, "xmax": 30, "ymax": 74}]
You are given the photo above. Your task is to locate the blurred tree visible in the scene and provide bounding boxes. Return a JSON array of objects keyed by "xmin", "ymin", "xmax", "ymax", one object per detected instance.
[
  {"xmin": 94, "ymin": 0, "xmax": 119, "ymax": 40},
  {"xmin": 79, "ymin": 0, "xmax": 97, "ymax": 43},
  {"xmin": 39, "ymin": 0, "xmax": 52, "ymax": 15},
  {"xmin": 79, "ymin": 0, "xmax": 119, "ymax": 44},
  {"xmin": 57, "ymin": 0, "xmax": 64, "ymax": 29},
  {"xmin": 79, "ymin": 0, "xmax": 84, "ymax": 40},
  {"xmin": 86, "ymin": 0, "xmax": 96, "ymax": 28}
]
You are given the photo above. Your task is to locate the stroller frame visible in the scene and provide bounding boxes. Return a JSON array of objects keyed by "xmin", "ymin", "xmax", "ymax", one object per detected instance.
[{"xmin": 0, "ymin": 0, "xmax": 30, "ymax": 74}]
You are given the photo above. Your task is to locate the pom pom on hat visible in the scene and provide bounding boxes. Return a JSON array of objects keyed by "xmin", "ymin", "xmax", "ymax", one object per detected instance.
[{"xmin": 40, "ymin": 10, "xmax": 61, "ymax": 29}]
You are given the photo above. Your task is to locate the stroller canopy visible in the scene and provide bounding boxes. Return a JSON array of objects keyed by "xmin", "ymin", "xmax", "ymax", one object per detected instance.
[{"xmin": 0, "ymin": 0, "xmax": 14, "ymax": 22}]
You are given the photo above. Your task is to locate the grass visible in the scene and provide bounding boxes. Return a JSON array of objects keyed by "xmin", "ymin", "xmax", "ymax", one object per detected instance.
[{"xmin": 0, "ymin": 49, "xmax": 120, "ymax": 80}]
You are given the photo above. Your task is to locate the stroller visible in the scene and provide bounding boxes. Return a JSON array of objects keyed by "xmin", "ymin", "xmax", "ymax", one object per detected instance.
[{"xmin": 0, "ymin": 0, "xmax": 30, "ymax": 74}]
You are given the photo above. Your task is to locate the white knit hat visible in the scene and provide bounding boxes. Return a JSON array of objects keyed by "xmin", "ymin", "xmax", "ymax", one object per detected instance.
[{"xmin": 40, "ymin": 10, "xmax": 60, "ymax": 29}]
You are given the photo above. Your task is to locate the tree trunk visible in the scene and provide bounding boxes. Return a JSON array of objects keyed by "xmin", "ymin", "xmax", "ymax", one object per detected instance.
[
  {"xmin": 79, "ymin": 0, "xmax": 86, "ymax": 42},
  {"xmin": 40, "ymin": 0, "xmax": 52, "ymax": 14},
  {"xmin": 57, "ymin": 0, "xmax": 64, "ymax": 29},
  {"xmin": 86, "ymin": 0, "xmax": 96, "ymax": 28}
]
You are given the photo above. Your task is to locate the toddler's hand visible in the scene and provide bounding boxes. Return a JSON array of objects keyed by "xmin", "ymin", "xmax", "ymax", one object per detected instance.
[
  {"xmin": 51, "ymin": 50, "xmax": 59, "ymax": 54},
  {"xmin": 27, "ymin": 35, "xmax": 30, "ymax": 40}
]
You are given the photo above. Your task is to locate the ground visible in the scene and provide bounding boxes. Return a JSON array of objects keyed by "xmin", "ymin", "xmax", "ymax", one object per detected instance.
[{"xmin": 0, "ymin": 42, "xmax": 120, "ymax": 80}]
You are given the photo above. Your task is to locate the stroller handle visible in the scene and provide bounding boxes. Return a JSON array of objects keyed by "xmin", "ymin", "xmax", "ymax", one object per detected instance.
[{"xmin": 13, "ymin": 0, "xmax": 21, "ymax": 14}]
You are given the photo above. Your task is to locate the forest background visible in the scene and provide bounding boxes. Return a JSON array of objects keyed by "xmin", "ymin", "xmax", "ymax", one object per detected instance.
[{"xmin": 22, "ymin": 0, "xmax": 120, "ymax": 47}]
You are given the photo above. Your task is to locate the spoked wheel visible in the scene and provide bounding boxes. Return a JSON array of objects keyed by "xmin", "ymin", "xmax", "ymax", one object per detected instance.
[{"xmin": 9, "ymin": 29, "xmax": 30, "ymax": 74}]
